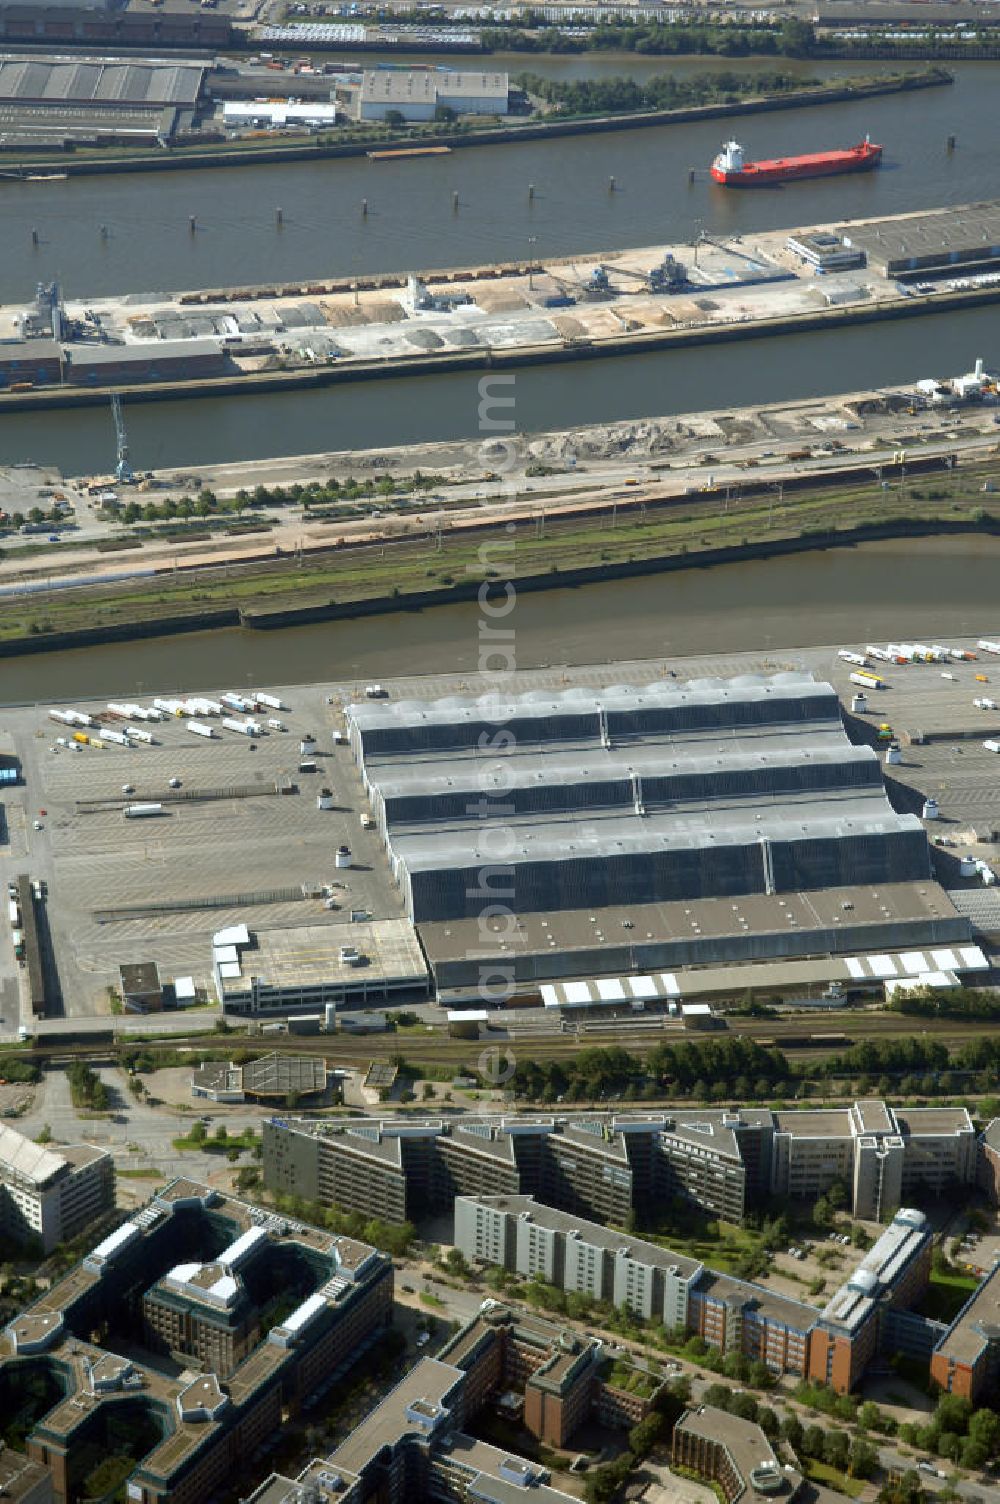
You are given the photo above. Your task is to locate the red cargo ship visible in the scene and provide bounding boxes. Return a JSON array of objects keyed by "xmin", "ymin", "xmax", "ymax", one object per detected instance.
[{"xmin": 710, "ymin": 135, "xmax": 882, "ymax": 186}]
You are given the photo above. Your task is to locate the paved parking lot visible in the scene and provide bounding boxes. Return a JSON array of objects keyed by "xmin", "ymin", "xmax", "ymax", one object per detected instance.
[{"xmin": 0, "ymin": 679, "xmax": 404, "ymax": 1019}]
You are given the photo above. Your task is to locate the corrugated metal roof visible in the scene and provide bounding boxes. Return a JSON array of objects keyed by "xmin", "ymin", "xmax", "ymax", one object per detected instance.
[
  {"xmin": 0, "ymin": 1123, "xmax": 66, "ymax": 1187},
  {"xmin": 0, "ymin": 58, "xmax": 203, "ymax": 107}
]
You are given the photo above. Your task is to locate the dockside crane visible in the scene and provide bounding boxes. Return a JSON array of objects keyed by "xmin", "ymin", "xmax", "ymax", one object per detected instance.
[{"xmin": 111, "ymin": 392, "xmax": 135, "ymax": 484}]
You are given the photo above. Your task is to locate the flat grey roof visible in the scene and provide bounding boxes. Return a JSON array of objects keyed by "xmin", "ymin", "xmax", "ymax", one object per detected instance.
[
  {"xmin": 360, "ymin": 69, "xmax": 507, "ymax": 103},
  {"xmin": 841, "ymin": 203, "xmax": 1000, "ymax": 268},
  {"xmin": 327, "ymin": 1357, "xmax": 464, "ymax": 1475},
  {"xmin": 63, "ymin": 338, "xmax": 222, "ymax": 366},
  {"xmin": 348, "ymin": 672, "xmax": 835, "ymax": 745},
  {"xmin": 373, "ymin": 733, "xmax": 876, "ymax": 806},
  {"xmin": 418, "ymin": 880, "xmax": 961, "ymax": 964},
  {"xmin": 775, "ymin": 1108, "xmax": 853, "ymax": 1139},
  {"xmin": 460, "ymin": 1194, "xmax": 703, "ymax": 1280},
  {"xmin": 219, "ymin": 920, "xmax": 427, "ymax": 997},
  {"xmin": 676, "ymin": 1406, "xmax": 799, "ymax": 1504},
  {"xmin": 894, "ymin": 1107, "xmax": 974, "ymax": 1137},
  {"xmin": 694, "ymin": 1269, "xmax": 819, "ymax": 1332},
  {"xmin": 852, "ymin": 1099, "xmax": 894, "ymax": 1135},
  {"xmin": 934, "ymin": 1264, "xmax": 1000, "ymax": 1367},
  {"xmin": 391, "ymin": 790, "xmax": 923, "ymax": 873}
]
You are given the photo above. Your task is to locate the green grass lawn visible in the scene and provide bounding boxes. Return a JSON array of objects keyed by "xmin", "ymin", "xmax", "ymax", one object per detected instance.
[
  {"xmin": 803, "ymin": 1459, "xmax": 866, "ymax": 1497},
  {"xmin": 919, "ymin": 1265, "xmax": 980, "ymax": 1322}
]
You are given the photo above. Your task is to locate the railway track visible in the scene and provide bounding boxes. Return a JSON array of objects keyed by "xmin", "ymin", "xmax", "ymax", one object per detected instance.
[{"xmin": 11, "ymin": 1007, "xmax": 997, "ymax": 1068}]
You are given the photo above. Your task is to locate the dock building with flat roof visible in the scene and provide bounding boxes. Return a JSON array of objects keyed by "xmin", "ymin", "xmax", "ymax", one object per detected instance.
[
  {"xmin": 344, "ymin": 671, "xmax": 973, "ymax": 1004},
  {"xmin": 840, "ymin": 204, "xmax": 1000, "ymax": 278}
]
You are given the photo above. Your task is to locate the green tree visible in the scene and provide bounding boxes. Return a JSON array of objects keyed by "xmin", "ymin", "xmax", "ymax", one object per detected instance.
[
  {"xmin": 850, "ymin": 1440, "xmax": 879, "ymax": 1479},
  {"xmin": 967, "ymin": 1408, "xmax": 1000, "ymax": 1457},
  {"xmin": 781, "ymin": 1414, "xmax": 803, "ymax": 1451},
  {"xmin": 824, "ymin": 1429, "xmax": 850, "ymax": 1471},
  {"xmin": 802, "ymin": 1424, "xmax": 826, "ymax": 1459}
]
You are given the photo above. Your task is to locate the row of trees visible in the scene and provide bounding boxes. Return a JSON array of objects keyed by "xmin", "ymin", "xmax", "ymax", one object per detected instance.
[
  {"xmin": 516, "ymin": 67, "xmax": 813, "ymax": 117},
  {"xmin": 269, "ymin": 1189, "xmax": 415, "ymax": 1259},
  {"xmin": 889, "ymin": 987, "xmax": 1000, "ymax": 1020},
  {"xmin": 896, "ymin": 1393, "xmax": 1000, "ymax": 1470},
  {"xmin": 509, "ymin": 1032, "xmax": 1000, "ymax": 1105},
  {"xmin": 67, "ymin": 1061, "xmax": 109, "ymax": 1113},
  {"xmin": 484, "ymin": 17, "xmax": 818, "ymax": 57}
]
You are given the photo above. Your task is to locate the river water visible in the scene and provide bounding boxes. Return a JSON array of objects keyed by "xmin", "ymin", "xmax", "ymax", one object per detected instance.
[{"xmin": 6, "ymin": 535, "xmax": 1000, "ymax": 703}]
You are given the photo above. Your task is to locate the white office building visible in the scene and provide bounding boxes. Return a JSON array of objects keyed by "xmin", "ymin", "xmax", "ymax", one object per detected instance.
[{"xmin": 0, "ymin": 1124, "xmax": 113, "ymax": 1252}]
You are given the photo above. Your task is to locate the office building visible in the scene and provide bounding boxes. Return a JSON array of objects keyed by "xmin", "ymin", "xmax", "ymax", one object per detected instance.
[
  {"xmin": 1, "ymin": 1180, "xmax": 392, "ymax": 1504},
  {"xmin": 673, "ymin": 1406, "xmax": 801, "ymax": 1504},
  {"xmin": 264, "ymin": 1101, "xmax": 977, "ymax": 1231},
  {"xmin": 978, "ymin": 1116, "xmax": 1000, "ymax": 1202},
  {"xmin": 930, "ymin": 1263, "xmax": 1000, "ymax": 1402},
  {"xmin": 0, "ymin": 1124, "xmax": 113, "ymax": 1253},
  {"xmin": 687, "ymin": 1272, "xmax": 817, "ymax": 1378},
  {"xmin": 809, "ymin": 1208, "xmax": 932, "ymax": 1392},
  {"xmin": 249, "ymin": 1354, "xmax": 580, "ymax": 1504},
  {"xmin": 457, "ymin": 1197, "xmax": 936, "ymax": 1394}
]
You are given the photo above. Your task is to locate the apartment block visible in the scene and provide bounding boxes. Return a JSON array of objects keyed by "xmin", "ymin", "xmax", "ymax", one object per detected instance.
[
  {"xmin": 455, "ymin": 1194, "xmax": 702, "ymax": 1330},
  {"xmin": 0, "ymin": 1124, "xmax": 113, "ymax": 1253},
  {"xmin": 930, "ymin": 1263, "xmax": 1000, "ymax": 1402}
]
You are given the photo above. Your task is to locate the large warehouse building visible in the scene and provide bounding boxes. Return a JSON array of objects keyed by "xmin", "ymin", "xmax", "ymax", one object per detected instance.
[
  {"xmin": 840, "ymin": 203, "xmax": 1000, "ymax": 278},
  {"xmin": 0, "ymin": 55, "xmax": 205, "ymax": 144},
  {"xmin": 346, "ymin": 672, "xmax": 971, "ymax": 998}
]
